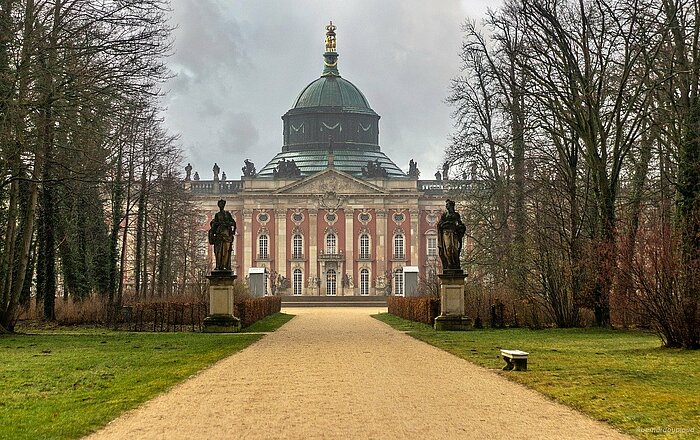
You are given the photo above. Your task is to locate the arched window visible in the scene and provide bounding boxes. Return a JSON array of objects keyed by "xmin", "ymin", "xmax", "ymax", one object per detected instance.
[
  {"xmin": 326, "ymin": 269, "xmax": 337, "ymax": 296},
  {"xmin": 326, "ymin": 232, "xmax": 337, "ymax": 254},
  {"xmin": 292, "ymin": 234, "xmax": 303, "ymax": 259},
  {"xmin": 258, "ymin": 234, "xmax": 268, "ymax": 259},
  {"xmin": 394, "ymin": 233, "xmax": 405, "ymax": 259},
  {"xmin": 359, "ymin": 233, "xmax": 370, "ymax": 259},
  {"xmin": 360, "ymin": 269, "xmax": 370, "ymax": 296},
  {"xmin": 394, "ymin": 268, "xmax": 404, "ymax": 296},
  {"xmin": 293, "ymin": 269, "xmax": 303, "ymax": 296}
]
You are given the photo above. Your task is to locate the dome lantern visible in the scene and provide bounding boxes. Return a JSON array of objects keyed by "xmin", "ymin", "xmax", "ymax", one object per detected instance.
[{"xmin": 322, "ymin": 21, "xmax": 339, "ymax": 77}]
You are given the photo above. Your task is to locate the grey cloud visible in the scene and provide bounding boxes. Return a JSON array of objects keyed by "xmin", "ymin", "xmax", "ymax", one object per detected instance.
[{"xmin": 165, "ymin": 0, "xmax": 494, "ymax": 179}]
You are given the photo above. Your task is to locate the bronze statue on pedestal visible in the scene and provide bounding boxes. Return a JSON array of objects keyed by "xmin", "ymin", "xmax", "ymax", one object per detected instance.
[
  {"xmin": 437, "ymin": 199, "xmax": 466, "ymax": 273},
  {"xmin": 208, "ymin": 199, "xmax": 236, "ymax": 272}
]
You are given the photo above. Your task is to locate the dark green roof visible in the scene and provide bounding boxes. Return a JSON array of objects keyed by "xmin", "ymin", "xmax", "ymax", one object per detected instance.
[
  {"xmin": 258, "ymin": 149, "xmax": 405, "ymax": 178},
  {"xmin": 293, "ymin": 76, "xmax": 372, "ymax": 110}
]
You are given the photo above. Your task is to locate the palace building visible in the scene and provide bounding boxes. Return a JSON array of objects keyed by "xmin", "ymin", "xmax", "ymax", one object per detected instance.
[{"xmin": 186, "ymin": 23, "xmax": 459, "ymax": 296}]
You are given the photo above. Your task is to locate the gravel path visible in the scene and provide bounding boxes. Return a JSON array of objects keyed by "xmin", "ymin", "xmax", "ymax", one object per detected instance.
[{"xmin": 86, "ymin": 307, "xmax": 630, "ymax": 440}]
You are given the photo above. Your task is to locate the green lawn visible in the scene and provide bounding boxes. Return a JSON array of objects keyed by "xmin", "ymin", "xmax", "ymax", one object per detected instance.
[
  {"xmin": 0, "ymin": 312, "xmax": 294, "ymax": 440},
  {"xmin": 241, "ymin": 312, "xmax": 295, "ymax": 333},
  {"xmin": 374, "ymin": 313, "xmax": 700, "ymax": 440}
]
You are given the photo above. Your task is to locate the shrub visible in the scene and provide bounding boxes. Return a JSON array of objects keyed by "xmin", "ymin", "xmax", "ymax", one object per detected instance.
[
  {"xmin": 236, "ymin": 296, "xmax": 282, "ymax": 328},
  {"xmin": 387, "ymin": 296, "xmax": 440, "ymax": 325},
  {"xmin": 632, "ymin": 225, "xmax": 700, "ymax": 348}
]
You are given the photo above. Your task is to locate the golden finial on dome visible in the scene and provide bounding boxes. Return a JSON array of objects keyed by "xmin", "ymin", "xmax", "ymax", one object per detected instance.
[{"xmin": 325, "ymin": 21, "xmax": 337, "ymax": 53}]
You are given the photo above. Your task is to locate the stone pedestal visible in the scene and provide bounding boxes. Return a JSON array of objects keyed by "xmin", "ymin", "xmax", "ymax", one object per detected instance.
[
  {"xmin": 434, "ymin": 270, "xmax": 472, "ymax": 331},
  {"xmin": 203, "ymin": 271, "xmax": 241, "ymax": 333}
]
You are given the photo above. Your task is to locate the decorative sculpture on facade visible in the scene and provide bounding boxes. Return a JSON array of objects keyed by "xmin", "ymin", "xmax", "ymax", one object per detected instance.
[
  {"xmin": 272, "ymin": 158, "xmax": 301, "ymax": 178},
  {"xmin": 185, "ymin": 163, "xmax": 192, "ymax": 181},
  {"xmin": 213, "ymin": 162, "xmax": 220, "ymax": 181},
  {"xmin": 242, "ymin": 159, "xmax": 256, "ymax": 177},
  {"xmin": 408, "ymin": 159, "xmax": 420, "ymax": 178},
  {"xmin": 208, "ymin": 199, "xmax": 236, "ymax": 272},
  {"xmin": 442, "ymin": 161, "xmax": 450, "ymax": 181},
  {"xmin": 437, "ymin": 199, "xmax": 466, "ymax": 273},
  {"xmin": 193, "ymin": 171, "xmax": 200, "ymax": 181}
]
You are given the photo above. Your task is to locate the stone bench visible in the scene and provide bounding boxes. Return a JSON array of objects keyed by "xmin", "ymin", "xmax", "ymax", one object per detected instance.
[{"xmin": 500, "ymin": 349, "xmax": 528, "ymax": 371}]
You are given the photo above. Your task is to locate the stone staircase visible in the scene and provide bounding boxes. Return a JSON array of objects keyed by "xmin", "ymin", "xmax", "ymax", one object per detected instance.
[{"xmin": 281, "ymin": 295, "xmax": 388, "ymax": 308}]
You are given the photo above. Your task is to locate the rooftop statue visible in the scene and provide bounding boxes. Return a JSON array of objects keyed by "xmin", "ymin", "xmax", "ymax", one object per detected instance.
[
  {"xmin": 185, "ymin": 163, "xmax": 192, "ymax": 181},
  {"xmin": 193, "ymin": 171, "xmax": 200, "ymax": 181},
  {"xmin": 361, "ymin": 159, "xmax": 388, "ymax": 178},
  {"xmin": 442, "ymin": 161, "xmax": 450, "ymax": 181},
  {"xmin": 437, "ymin": 199, "xmax": 466, "ymax": 273},
  {"xmin": 408, "ymin": 159, "xmax": 420, "ymax": 178},
  {"xmin": 213, "ymin": 162, "xmax": 220, "ymax": 181},
  {"xmin": 242, "ymin": 159, "xmax": 256, "ymax": 177},
  {"xmin": 208, "ymin": 199, "xmax": 236, "ymax": 272},
  {"xmin": 273, "ymin": 158, "xmax": 301, "ymax": 178}
]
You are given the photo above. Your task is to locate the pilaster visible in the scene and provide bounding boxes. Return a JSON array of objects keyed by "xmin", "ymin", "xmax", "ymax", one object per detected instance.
[
  {"xmin": 308, "ymin": 208, "xmax": 318, "ymax": 295},
  {"xmin": 376, "ymin": 208, "xmax": 387, "ymax": 283},
  {"xmin": 276, "ymin": 210, "xmax": 287, "ymax": 278},
  {"xmin": 242, "ymin": 209, "xmax": 253, "ymax": 272},
  {"xmin": 410, "ymin": 208, "xmax": 420, "ymax": 266},
  {"xmin": 345, "ymin": 209, "xmax": 354, "ymax": 295}
]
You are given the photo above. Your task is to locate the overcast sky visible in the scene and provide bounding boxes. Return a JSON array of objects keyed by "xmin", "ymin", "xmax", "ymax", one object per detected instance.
[{"xmin": 163, "ymin": 0, "xmax": 496, "ymax": 180}]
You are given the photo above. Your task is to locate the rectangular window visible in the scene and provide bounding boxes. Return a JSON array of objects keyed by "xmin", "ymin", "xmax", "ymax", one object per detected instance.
[
  {"xmin": 360, "ymin": 234, "xmax": 370, "ymax": 259},
  {"xmin": 258, "ymin": 235, "xmax": 268, "ymax": 259},
  {"xmin": 394, "ymin": 234, "xmax": 405, "ymax": 259},
  {"xmin": 326, "ymin": 233, "xmax": 337, "ymax": 254},
  {"xmin": 427, "ymin": 236, "xmax": 437, "ymax": 257},
  {"xmin": 394, "ymin": 270, "xmax": 404, "ymax": 295},
  {"xmin": 293, "ymin": 234, "xmax": 303, "ymax": 259}
]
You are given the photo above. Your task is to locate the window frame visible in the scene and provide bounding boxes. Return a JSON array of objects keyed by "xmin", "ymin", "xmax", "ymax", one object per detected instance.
[
  {"xmin": 360, "ymin": 268, "xmax": 370, "ymax": 295},
  {"xmin": 359, "ymin": 233, "xmax": 370, "ymax": 259},
  {"xmin": 292, "ymin": 234, "xmax": 303, "ymax": 259},
  {"xmin": 258, "ymin": 234, "xmax": 269, "ymax": 259}
]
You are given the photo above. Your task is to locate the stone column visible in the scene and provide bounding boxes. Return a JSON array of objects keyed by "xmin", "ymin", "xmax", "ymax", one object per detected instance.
[
  {"xmin": 308, "ymin": 209, "xmax": 318, "ymax": 295},
  {"xmin": 344, "ymin": 209, "xmax": 354, "ymax": 296},
  {"xmin": 242, "ymin": 209, "xmax": 253, "ymax": 272},
  {"xmin": 276, "ymin": 210, "xmax": 287, "ymax": 279}
]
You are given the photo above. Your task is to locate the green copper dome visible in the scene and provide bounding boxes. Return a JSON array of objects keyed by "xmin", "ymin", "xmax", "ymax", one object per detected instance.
[
  {"xmin": 293, "ymin": 76, "xmax": 372, "ymax": 110},
  {"xmin": 260, "ymin": 22, "xmax": 405, "ymax": 179}
]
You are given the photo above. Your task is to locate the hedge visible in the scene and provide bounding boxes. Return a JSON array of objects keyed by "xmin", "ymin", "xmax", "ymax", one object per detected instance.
[
  {"xmin": 122, "ymin": 301, "xmax": 207, "ymax": 332},
  {"xmin": 236, "ymin": 296, "xmax": 282, "ymax": 328},
  {"xmin": 120, "ymin": 296, "xmax": 281, "ymax": 332},
  {"xmin": 387, "ymin": 296, "xmax": 440, "ymax": 325}
]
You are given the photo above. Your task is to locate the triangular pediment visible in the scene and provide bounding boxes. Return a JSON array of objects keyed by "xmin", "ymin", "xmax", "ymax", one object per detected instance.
[{"xmin": 275, "ymin": 169, "xmax": 387, "ymax": 195}]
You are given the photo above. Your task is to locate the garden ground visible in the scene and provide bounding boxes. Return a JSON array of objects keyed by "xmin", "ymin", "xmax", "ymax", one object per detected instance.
[{"xmin": 85, "ymin": 307, "xmax": 629, "ymax": 440}]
